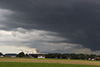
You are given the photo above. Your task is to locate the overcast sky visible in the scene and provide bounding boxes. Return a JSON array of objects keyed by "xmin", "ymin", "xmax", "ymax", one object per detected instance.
[{"xmin": 0, "ymin": 0, "xmax": 100, "ymax": 54}]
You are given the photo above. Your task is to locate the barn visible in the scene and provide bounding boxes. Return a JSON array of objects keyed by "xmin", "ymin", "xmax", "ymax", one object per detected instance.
[{"xmin": 92, "ymin": 57, "xmax": 100, "ymax": 60}]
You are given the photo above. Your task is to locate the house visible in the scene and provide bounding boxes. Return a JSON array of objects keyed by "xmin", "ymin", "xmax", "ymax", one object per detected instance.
[
  {"xmin": 26, "ymin": 54, "xmax": 33, "ymax": 58},
  {"xmin": 0, "ymin": 55, "xmax": 3, "ymax": 57},
  {"xmin": 66, "ymin": 57, "xmax": 71, "ymax": 60},
  {"xmin": 92, "ymin": 57, "xmax": 100, "ymax": 60},
  {"xmin": 38, "ymin": 55, "xmax": 45, "ymax": 59},
  {"xmin": 5, "ymin": 54, "xmax": 17, "ymax": 58}
]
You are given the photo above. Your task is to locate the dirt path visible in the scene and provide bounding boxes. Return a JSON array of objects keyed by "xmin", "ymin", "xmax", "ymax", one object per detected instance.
[{"xmin": 0, "ymin": 58, "xmax": 100, "ymax": 66}]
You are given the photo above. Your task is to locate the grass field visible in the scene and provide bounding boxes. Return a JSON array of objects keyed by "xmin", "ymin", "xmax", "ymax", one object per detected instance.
[
  {"xmin": 0, "ymin": 62, "xmax": 100, "ymax": 67},
  {"xmin": 0, "ymin": 58, "xmax": 100, "ymax": 67}
]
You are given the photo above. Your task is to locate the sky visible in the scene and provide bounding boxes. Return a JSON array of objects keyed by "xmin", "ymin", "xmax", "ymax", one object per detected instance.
[{"xmin": 0, "ymin": 0, "xmax": 100, "ymax": 54}]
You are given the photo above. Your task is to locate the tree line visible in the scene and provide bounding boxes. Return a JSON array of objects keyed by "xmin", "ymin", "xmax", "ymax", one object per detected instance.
[
  {"xmin": 16, "ymin": 52, "xmax": 100, "ymax": 60},
  {"xmin": 0, "ymin": 52, "xmax": 100, "ymax": 60}
]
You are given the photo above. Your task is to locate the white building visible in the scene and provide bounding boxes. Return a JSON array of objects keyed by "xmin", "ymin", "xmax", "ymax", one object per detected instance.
[{"xmin": 38, "ymin": 55, "xmax": 45, "ymax": 59}]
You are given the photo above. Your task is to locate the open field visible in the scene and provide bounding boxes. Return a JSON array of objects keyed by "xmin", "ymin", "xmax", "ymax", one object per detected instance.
[
  {"xmin": 0, "ymin": 58, "xmax": 100, "ymax": 66},
  {"xmin": 0, "ymin": 62, "xmax": 100, "ymax": 67}
]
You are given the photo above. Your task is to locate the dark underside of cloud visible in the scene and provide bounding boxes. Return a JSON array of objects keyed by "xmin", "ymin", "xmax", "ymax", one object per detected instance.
[{"xmin": 0, "ymin": 0, "xmax": 100, "ymax": 51}]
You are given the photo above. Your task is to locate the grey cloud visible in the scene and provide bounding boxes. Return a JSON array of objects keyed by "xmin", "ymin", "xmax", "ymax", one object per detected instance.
[
  {"xmin": 0, "ymin": 0, "xmax": 100, "ymax": 52},
  {"xmin": 0, "ymin": 28, "xmax": 72, "ymax": 53}
]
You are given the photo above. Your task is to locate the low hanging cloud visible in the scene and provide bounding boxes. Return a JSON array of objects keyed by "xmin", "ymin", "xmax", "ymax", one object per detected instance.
[
  {"xmin": 0, "ymin": 0, "xmax": 100, "ymax": 54},
  {"xmin": 0, "ymin": 28, "xmax": 100, "ymax": 55},
  {"xmin": 0, "ymin": 28, "xmax": 75, "ymax": 53}
]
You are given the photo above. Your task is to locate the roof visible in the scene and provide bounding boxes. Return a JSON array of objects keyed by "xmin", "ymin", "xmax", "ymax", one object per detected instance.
[
  {"xmin": 38, "ymin": 55, "xmax": 45, "ymax": 57},
  {"xmin": 93, "ymin": 57, "xmax": 100, "ymax": 59}
]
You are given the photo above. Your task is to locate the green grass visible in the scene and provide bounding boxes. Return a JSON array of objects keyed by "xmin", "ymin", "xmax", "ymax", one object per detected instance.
[
  {"xmin": 0, "ymin": 62, "xmax": 99, "ymax": 67},
  {"xmin": 0, "ymin": 57, "xmax": 100, "ymax": 62}
]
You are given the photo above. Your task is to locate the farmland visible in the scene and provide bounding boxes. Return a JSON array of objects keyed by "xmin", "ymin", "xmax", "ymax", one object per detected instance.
[
  {"xmin": 0, "ymin": 58, "xmax": 100, "ymax": 67},
  {"xmin": 0, "ymin": 62, "xmax": 99, "ymax": 67}
]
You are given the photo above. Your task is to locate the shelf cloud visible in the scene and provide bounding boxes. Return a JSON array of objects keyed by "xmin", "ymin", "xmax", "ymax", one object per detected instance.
[{"xmin": 0, "ymin": 0, "xmax": 100, "ymax": 54}]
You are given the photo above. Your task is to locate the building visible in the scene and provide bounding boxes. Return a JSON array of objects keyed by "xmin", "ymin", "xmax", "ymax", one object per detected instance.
[
  {"xmin": 92, "ymin": 57, "xmax": 100, "ymax": 60},
  {"xmin": 38, "ymin": 55, "xmax": 45, "ymax": 59},
  {"xmin": 66, "ymin": 57, "xmax": 71, "ymax": 60},
  {"xmin": 5, "ymin": 54, "xmax": 17, "ymax": 57},
  {"xmin": 0, "ymin": 55, "xmax": 3, "ymax": 57}
]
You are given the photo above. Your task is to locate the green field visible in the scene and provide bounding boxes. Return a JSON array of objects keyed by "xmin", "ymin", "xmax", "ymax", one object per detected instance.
[
  {"xmin": 0, "ymin": 58, "xmax": 100, "ymax": 67},
  {"xmin": 0, "ymin": 62, "xmax": 99, "ymax": 67}
]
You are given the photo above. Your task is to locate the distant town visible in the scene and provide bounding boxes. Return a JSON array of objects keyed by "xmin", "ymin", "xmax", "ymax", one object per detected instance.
[{"xmin": 0, "ymin": 51, "xmax": 100, "ymax": 61}]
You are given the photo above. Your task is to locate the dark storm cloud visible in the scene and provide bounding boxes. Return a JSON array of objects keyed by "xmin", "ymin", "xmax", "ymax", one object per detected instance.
[{"xmin": 0, "ymin": 0, "xmax": 100, "ymax": 51}]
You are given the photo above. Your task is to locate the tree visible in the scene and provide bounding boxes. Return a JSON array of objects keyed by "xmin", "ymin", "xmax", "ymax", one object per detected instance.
[
  {"xmin": 17, "ymin": 52, "xmax": 26, "ymax": 57},
  {"xmin": 0, "ymin": 52, "xmax": 3, "ymax": 56},
  {"xmin": 70, "ymin": 53, "xmax": 78, "ymax": 59}
]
